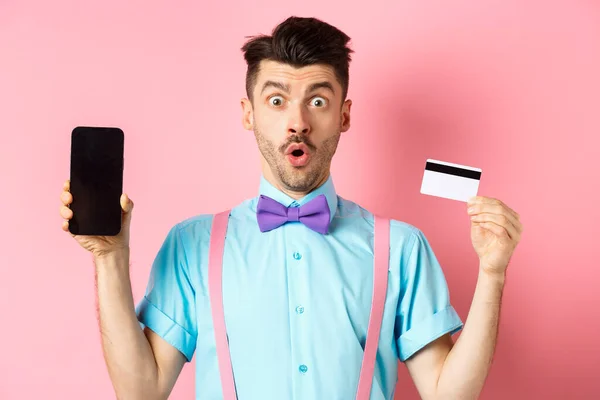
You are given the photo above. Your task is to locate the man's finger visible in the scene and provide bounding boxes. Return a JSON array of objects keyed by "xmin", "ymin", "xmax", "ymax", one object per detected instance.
[
  {"xmin": 475, "ymin": 221, "xmax": 512, "ymax": 239},
  {"xmin": 61, "ymin": 191, "xmax": 72, "ymax": 206},
  {"xmin": 120, "ymin": 194, "xmax": 133, "ymax": 213},
  {"xmin": 471, "ymin": 213, "xmax": 520, "ymax": 239},
  {"xmin": 60, "ymin": 205, "xmax": 73, "ymax": 219},
  {"xmin": 468, "ymin": 197, "xmax": 520, "ymax": 221},
  {"xmin": 468, "ymin": 203, "xmax": 522, "ymax": 234}
]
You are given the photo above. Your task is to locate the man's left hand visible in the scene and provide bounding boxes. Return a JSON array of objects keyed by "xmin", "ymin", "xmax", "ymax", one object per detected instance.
[{"xmin": 467, "ymin": 196, "xmax": 523, "ymax": 277}]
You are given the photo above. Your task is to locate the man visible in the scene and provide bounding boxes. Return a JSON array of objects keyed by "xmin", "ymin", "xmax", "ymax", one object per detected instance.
[{"xmin": 59, "ymin": 16, "xmax": 523, "ymax": 400}]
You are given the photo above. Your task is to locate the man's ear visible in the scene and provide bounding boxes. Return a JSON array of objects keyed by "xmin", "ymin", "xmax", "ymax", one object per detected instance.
[
  {"xmin": 241, "ymin": 98, "xmax": 254, "ymax": 130},
  {"xmin": 341, "ymin": 99, "xmax": 352, "ymax": 133}
]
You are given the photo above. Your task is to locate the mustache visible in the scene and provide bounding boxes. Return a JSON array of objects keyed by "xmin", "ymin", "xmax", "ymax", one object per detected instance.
[{"xmin": 279, "ymin": 135, "xmax": 316, "ymax": 153}]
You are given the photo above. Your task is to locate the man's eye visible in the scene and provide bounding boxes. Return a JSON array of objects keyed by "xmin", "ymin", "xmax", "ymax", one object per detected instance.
[
  {"xmin": 311, "ymin": 97, "xmax": 327, "ymax": 107},
  {"xmin": 269, "ymin": 96, "xmax": 284, "ymax": 107}
]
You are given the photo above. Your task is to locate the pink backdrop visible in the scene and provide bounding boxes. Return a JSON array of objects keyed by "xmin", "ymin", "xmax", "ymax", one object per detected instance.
[{"xmin": 1, "ymin": 1, "xmax": 598, "ymax": 399}]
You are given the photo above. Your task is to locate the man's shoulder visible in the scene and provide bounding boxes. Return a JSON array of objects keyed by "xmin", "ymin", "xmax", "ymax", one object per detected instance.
[
  {"xmin": 162, "ymin": 214, "xmax": 213, "ymax": 245},
  {"xmin": 168, "ymin": 197, "xmax": 254, "ymax": 238},
  {"xmin": 177, "ymin": 213, "xmax": 215, "ymax": 229},
  {"xmin": 337, "ymin": 195, "xmax": 421, "ymax": 238}
]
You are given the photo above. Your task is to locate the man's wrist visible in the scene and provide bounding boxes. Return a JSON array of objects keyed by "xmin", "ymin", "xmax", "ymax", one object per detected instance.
[
  {"xmin": 93, "ymin": 247, "xmax": 131, "ymax": 269},
  {"xmin": 478, "ymin": 266, "xmax": 507, "ymax": 288}
]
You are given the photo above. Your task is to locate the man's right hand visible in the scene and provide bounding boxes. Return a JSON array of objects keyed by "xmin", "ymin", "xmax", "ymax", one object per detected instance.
[
  {"xmin": 60, "ymin": 179, "xmax": 134, "ymax": 259},
  {"xmin": 60, "ymin": 179, "xmax": 186, "ymax": 398}
]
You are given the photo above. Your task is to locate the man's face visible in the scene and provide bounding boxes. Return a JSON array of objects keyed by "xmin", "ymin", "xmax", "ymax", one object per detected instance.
[{"xmin": 241, "ymin": 60, "xmax": 352, "ymax": 194}]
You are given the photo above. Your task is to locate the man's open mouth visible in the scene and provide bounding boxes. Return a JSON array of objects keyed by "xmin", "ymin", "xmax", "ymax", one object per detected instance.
[{"xmin": 285, "ymin": 143, "xmax": 311, "ymax": 167}]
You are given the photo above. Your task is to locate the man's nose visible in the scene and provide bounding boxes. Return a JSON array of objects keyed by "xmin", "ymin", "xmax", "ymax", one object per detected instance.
[{"xmin": 287, "ymin": 105, "xmax": 311, "ymax": 135}]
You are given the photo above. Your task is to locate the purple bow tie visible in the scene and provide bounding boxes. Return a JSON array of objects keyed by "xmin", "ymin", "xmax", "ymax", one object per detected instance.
[{"xmin": 256, "ymin": 194, "xmax": 331, "ymax": 234}]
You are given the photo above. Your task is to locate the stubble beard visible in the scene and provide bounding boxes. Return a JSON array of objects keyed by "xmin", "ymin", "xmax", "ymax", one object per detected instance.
[{"xmin": 254, "ymin": 126, "xmax": 341, "ymax": 193}]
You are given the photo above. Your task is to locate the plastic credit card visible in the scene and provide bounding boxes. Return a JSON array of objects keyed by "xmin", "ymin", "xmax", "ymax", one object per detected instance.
[{"xmin": 420, "ymin": 159, "xmax": 482, "ymax": 202}]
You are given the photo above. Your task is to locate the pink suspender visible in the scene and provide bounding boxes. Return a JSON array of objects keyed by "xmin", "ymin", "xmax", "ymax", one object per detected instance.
[
  {"xmin": 209, "ymin": 211, "xmax": 390, "ymax": 400},
  {"xmin": 208, "ymin": 211, "xmax": 238, "ymax": 399},
  {"xmin": 356, "ymin": 215, "xmax": 391, "ymax": 399}
]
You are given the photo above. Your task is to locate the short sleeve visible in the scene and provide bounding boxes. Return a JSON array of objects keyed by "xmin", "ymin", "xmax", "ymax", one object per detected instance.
[
  {"xmin": 135, "ymin": 224, "xmax": 197, "ymax": 362},
  {"xmin": 395, "ymin": 228, "xmax": 463, "ymax": 362}
]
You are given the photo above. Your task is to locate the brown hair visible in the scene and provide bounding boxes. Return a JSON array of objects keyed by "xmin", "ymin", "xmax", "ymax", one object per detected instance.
[{"xmin": 241, "ymin": 16, "xmax": 354, "ymax": 103}]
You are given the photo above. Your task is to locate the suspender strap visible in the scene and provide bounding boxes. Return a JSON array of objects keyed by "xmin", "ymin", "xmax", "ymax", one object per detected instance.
[
  {"xmin": 209, "ymin": 212, "xmax": 390, "ymax": 400},
  {"xmin": 208, "ymin": 210, "xmax": 237, "ymax": 400},
  {"xmin": 355, "ymin": 215, "xmax": 390, "ymax": 400}
]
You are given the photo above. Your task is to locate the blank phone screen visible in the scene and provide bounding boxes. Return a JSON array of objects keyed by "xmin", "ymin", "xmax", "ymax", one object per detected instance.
[{"xmin": 69, "ymin": 126, "xmax": 124, "ymax": 236}]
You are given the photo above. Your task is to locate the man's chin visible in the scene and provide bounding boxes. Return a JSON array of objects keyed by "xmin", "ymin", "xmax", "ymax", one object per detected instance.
[{"xmin": 278, "ymin": 167, "xmax": 318, "ymax": 189}]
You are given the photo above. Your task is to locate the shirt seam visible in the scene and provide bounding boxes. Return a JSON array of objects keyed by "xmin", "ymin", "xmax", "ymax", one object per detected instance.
[
  {"xmin": 175, "ymin": 222, "xmax": 195, "ymax": 297},
  {"xmin": 142, "ymin": 295, "xmax": 195, "ymax": 339},
  {"xmin": 397, "ymin": 226, "xmax": 420, "ymax": 305}
]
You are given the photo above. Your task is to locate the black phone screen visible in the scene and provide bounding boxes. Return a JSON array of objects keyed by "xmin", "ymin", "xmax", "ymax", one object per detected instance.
[{"xmin": 69, "ymin": 126, "xmax": 124, "ymax": 236}]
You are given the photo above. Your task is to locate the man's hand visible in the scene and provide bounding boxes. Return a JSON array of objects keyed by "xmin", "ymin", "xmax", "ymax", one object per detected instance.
[
  {"xmin": 60, "ymin": 179, "xmax": 134, "ymax": 260},
  {"xmin": 467, "ymin": 196, "xmax": 523, "ymax": 276}
]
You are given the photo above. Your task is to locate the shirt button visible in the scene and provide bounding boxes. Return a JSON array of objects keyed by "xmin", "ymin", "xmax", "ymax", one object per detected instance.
[
  {"xmin": 293, "ymin": 252, "xmax": 302, "ymax": 260},
  {"xmin": 295, "ymin": 306, "xmax": 305, "ymax": 314},
  {"xmin": 299, "ymin": 364, "xmax": 308, "ymax": 374}
]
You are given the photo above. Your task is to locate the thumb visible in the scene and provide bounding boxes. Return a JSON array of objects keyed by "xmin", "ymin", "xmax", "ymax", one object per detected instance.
[
  {"xmin": 120, "ymin": 194, "xmax": 134, "ymax": 231},
  {"xmin": 120, "ymin": 193, "xmax": 134, "ymax": 214}
]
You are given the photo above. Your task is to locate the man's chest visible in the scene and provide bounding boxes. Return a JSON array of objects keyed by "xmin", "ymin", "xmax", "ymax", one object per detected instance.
[
  {"xmin": 186, "ymin": 215, "xmax": 400, "ymax": 400},
  {"xmin": 193, "ymin": 221, "xmax": 382, "ymax": 348},
  {"xmin": 232, "ymin": 224, "xmax": 375, "ymax": 333}
]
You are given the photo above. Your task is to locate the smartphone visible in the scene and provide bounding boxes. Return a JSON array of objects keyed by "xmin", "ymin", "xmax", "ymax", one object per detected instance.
[{"xmin": 69, "ymin": 126, "xmax": 124, "ymax": 236}]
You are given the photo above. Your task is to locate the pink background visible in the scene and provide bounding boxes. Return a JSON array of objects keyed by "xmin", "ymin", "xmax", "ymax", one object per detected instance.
[{"xmin": 1, "ymin": 1, "xmax": 599, "ymax": 399}]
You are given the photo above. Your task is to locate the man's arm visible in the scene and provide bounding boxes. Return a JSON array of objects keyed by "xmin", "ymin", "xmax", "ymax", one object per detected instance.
[
  {"xmin": 95, "ymin": 250, "xmax": 186, "ymax": 400},
  {"xmin": 405, "ymin": 268, "xmax": 505, "ymax": 400}
]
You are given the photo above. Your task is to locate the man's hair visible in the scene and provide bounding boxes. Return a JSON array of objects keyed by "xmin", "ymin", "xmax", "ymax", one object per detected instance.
[{"xmin": 241, "ymin": 16, "xmax": 354, "ymax": 103}]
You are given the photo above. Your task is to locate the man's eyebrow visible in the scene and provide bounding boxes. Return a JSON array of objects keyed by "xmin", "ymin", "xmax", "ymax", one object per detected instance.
[
  {"xmin": 260, "ymin": 80, "xmax": 336, "ymax": 95},
  {"xmin": 308, "ymin": 81, "xmax": 335, "ymax": 94},
  {"xmin": 261, "ymin": 81, "xmax": 290, "ymax": 95}
]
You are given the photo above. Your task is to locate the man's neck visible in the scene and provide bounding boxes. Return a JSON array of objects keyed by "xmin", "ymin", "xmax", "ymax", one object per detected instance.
[{"xmin": 263, "ymin": 171, "xmax": 330, "ymax": 201}]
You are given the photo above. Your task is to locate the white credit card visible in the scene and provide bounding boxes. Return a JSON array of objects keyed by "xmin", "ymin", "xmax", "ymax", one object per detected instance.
[{"xmin": 420, "ymin": 159, "xmax": 482, "ymax": 202}]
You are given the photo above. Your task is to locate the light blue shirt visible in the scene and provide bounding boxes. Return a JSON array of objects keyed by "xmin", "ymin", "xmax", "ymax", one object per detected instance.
[{"xmin": 135, "ymin": 175, "xmax": 463, "ymax": 399}]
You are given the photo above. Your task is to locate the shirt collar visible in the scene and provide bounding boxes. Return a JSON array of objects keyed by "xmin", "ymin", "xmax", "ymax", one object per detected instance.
[{"xmin": 257, "ymin": 174, "xmax": 338, "ymax": 222}]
